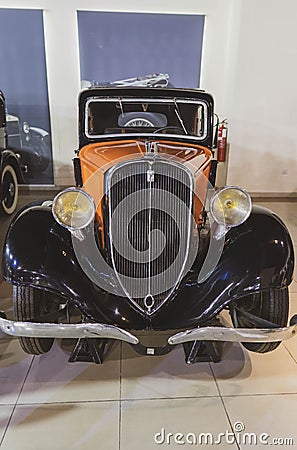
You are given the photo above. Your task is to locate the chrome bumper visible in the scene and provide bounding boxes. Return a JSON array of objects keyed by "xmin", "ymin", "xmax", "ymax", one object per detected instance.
[
  {"xmin": 0, "ymin": 316, "xmax": 296, "ymax": 346},
  {"xmin": 168, "ymin": 323, "xmax": 297, "ymax": 345},
  {"xmin": 0, "ymin": 317, "xmax": 139, "ymax": 345}
]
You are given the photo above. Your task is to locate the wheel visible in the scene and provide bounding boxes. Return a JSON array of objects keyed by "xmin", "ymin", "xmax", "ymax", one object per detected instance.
[
  {"xmin": 231, "ymin": 288, "xmax": 289, "ymax": 353},
  {"xmin": 124, "ymin": 117, "xmax": 155, "ymax": 127},
  {"xmin": 13, "ymin": 285, "xmax": 59, "ymax": 355},
  {"xmin": 118, "ymin": 112, "xmax": 166, "ymax": 128},
  {"xmin": 0, "ymin": 164, "xmax": 18, "ymax": 215}
]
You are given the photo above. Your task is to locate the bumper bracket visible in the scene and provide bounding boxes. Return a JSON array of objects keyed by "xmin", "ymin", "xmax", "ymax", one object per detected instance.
[
  {"xmin": 183, "ymin": 340, "xmax": 224, "ymax": 364},
  {"xmin": 68, "ymin": 338, "xmax": 110, "ymax": 364}
]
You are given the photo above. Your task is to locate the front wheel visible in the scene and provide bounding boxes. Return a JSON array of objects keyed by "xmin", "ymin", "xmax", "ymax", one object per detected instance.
[
  {"xmin": 230, "ymin": 288, "xmax": 289, "ymax": 353},
  {"xmin": 0, "ymin": 164, "xmax": 18, "ymax": 215},
  {"xmin": 13, "ymin": 285, "xmax": 59, "ymax": 355}
]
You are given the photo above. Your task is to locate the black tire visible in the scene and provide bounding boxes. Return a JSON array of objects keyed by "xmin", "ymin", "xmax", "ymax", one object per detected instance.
[
  {"xmin": 0, "ymin": 164, "xmax": 18, "ymax": 215},
  {"xmin": 231, "ymin": 288, "xmax": 289, "ymax": 353},
  {"xmin": 13, "ymin": 285, "xmax": 57, "ymax": 355}
]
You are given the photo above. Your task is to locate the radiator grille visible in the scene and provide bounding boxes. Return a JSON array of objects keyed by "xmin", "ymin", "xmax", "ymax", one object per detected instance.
[{"xmin": 106, "ymin": 159, "xmax": 193, "ymax": 314}]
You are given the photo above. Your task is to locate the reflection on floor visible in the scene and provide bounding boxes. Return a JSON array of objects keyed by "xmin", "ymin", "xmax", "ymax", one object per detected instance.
[{"xmin": 0, "ymin": 196, "xmax": 296, "ymax": 449}]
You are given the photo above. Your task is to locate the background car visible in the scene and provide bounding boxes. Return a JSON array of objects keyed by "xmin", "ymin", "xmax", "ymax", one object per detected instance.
[
  {"xmin": 1, "ymin": 86, "xmax": 296, "ymax": 364},
  {"xmin": 6, "ymin": 111, "xmax": 51, "ymax": 178},
  {"xmin": 0, "ymin": 91, "xmax": 24, "ymax": 215}
]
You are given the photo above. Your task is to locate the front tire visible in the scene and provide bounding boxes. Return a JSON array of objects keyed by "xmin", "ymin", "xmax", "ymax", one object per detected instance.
[
  {"xmin": 13, "ymin": 285, "xmax": 57, "ymax": 355},
  {"xmin": 231, "ymin": 288, "xmax": 289, "ymax": 353},
  {"xmin": 0, "ymin": 164, "xmax": 18, "ymax": 215}
]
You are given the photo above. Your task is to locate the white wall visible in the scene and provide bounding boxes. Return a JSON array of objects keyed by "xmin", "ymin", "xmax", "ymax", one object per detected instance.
[
  {"xmin": 1, "ymin": 0, "xmax": 296, "ymax": 194},
  {"xmin": 226, "ymin": 0, "xmax": 297, "ymax": 195}
]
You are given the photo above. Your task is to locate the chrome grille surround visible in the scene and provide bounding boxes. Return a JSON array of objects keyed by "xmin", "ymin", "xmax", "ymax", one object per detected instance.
[{"xmin": 106, "ymin": 157, "xmax": 195, "ymax": 315}]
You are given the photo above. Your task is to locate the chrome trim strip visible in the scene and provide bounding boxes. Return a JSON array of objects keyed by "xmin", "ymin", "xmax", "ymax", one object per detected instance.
[
  {"xmin": 168, "ymin": 325, "xmax": 297, "ymax": 345},
  {"xmin": 0, "ymin": 317, "xmax": 139, "ymax": 344},
  {"xmin": 86, "ymin": 132, "xmax": 205, "ymax": 142}
]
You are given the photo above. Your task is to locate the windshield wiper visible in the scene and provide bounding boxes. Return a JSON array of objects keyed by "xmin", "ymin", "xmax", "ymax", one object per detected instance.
[{"xmin": 174, "ymin": 99, "xmax": 188, "ymax": 135}]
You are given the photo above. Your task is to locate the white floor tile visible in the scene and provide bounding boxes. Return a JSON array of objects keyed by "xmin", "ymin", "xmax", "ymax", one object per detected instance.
[
  {"xmin": 0, "ymin": 405, "xmax": 14, "ymax": 444},
  {"xmin": 0, "ymin": 339, "xmax": 33, "ymax": 405},
  {"xmin": 121, "ymin": 342, "xmax": 219, "ymax": 400},
  {"xmin": 18, "ymin": 341, "xmax": 121, "ymax": 404},
  {"xmin": 223, "ymin": 394, "xmax": 297, "ymax": 448},
  {"xmin": 121, "ymin": 397, "xmax": 238, "ymax": 450},
  {"xmin": 285, "ymin": 291, "xmax": 297, "ymax": 361},
  {"xmin": 289, "ymin": 280, "xmax": 297, "ymax": 293},
  {"xmin": 284, "ymin": 340, "xmax": 297, "ymax": 364},
  {"xmin": 289, "ymin": 291, "xmax": 297, "ymax": 316},
  {"xmin": 1, "ymin": 401, "xmax": 119, "ymax": 450},
  {"xmin": 211, "ymin": 342, "xmax": 297, "ymax": 396}
]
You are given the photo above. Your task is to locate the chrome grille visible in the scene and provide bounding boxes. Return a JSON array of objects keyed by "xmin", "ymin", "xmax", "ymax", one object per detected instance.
[{"xmin": 106, "ymin": 159, "xmax": 193, "ymax": 315}]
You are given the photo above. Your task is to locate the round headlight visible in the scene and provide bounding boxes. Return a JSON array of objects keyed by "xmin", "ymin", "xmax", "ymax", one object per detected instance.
[
  {"xmin": 52, "ymin": 188, "xmax": 95, "ymax": 230},
  {"xmin": 22, "ymin": 122, "xmax": 30, "ymax": 134},
  {"xmin": 210, "ymin": 186, "xmax": 252, "ymax": 227}
]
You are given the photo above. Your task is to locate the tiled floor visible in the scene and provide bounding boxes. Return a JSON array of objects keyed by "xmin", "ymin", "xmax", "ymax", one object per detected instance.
[{"xmin": 0, "ymin": 198, "xmax": 296, "ymax": 449}]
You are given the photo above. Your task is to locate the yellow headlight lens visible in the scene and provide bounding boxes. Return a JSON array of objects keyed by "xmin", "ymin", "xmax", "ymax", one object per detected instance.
[
  {"xmin": 210, "ymin": 187, "xmax": 252, "ymax": 227},
  {"xmin": 52, "ymin": 188, "xmax": 95, "ymax": 230}
]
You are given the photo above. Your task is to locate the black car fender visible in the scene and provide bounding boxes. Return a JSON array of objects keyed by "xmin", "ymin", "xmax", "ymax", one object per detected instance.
[
  {"xmin": 2, "ymin": 204, "xmax": 147, "ymax": 327},
  {"xmin": 221, "ymin": 204, "xmax": 294, "ymax": 292},
  {"xmin": 153, "ymin": 205, "xmax": 294, "ymax": 327},
  {"xmin": 0, "ymin": 149, "xmax": 24, "ymax": 183}
]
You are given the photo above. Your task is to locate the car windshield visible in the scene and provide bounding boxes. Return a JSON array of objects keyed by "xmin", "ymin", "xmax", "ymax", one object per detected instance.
[{"xmin": 85, "ymin": 97, "xmax": 207, "ymax": 140}]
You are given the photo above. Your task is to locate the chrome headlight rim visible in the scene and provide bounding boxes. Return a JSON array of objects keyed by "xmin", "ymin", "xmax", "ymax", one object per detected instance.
[
  {"xmin": 52, "ymin": 187, "xmax": 96, "ymax": 231},
  {"xmin": 22, "ymin": 121, "xmax": 30, "ymax": 134},
  {"xmin": 210, "ymin": 185, "xmax": 252, "ymax": 228}
]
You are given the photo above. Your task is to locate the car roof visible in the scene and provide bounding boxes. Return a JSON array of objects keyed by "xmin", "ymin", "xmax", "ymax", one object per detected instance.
[
  {"xmin": 79, "ymin": 86, "xmax": 214, "ymax": 107},
  {"xmin": 78, "ymin": 86, "xmax": 215, "ymax": 149}
]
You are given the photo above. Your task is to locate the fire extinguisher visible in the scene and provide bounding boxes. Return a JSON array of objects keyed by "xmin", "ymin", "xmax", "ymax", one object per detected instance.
[{"xmin": 217, "ymin": 119, "xmax": 228, "ymax": 162}]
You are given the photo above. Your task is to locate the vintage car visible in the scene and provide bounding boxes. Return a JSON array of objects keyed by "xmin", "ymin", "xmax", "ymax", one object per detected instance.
[
  {"xmin": 6, "ymin": 111, "xmax": 51, "ymax": 178},
  {"xmin": 1, "ymin": 86, "xmax": 296, "ymax": 364},
  {"xmin": 0, "ymin": 91, "xmax": 24, "ymax": 215}
]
